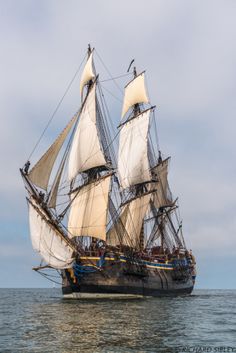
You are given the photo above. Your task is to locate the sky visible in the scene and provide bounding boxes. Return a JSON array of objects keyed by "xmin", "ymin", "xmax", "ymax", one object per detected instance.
[{"xmin": 0, "ymin": 0, "xmax": 236, "ymax": 288}]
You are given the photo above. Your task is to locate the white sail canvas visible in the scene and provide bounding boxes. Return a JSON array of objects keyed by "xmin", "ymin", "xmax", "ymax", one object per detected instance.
[
  {"xmin": 118, "ymin": 110, "xmax": 151, "ymax": 189},
  {"xmin": 68, "ymin": 84, "xmax": 106, "ymax": 180},
  {"xmin": 28, "ymin": 115, "xmax": 77, "ymax": 190},
  {"xmin": 29, "ymin": 201, "xmax": 75, "ymax": 269},
  {"xmin": 80, "ymin": 50, "xmax": 95, "ymax": 95},
  {"xmin": 121, "ymin": 72, "xmax": 149, "ymax": 118},
  {"xmin": 107, "ymin": 193, "xmax": 151, "ymax": 248},
  {"xmin": 68, "ymin": 176, "xmax": 111, "ymax": 241},
  {"xmin": 151, "ymin": 158, "xmax": 173, "ymax": 208}
]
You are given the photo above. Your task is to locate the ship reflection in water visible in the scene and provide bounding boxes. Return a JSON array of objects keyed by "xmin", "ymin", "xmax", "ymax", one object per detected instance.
[{"xmin": 1, "ymin": 289, "xmax": 235, "ymax": 352}]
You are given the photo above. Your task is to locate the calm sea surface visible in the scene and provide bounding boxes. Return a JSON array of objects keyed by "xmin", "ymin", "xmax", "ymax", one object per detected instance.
[{"xmin": 0, "ymin": 289, "xmax": 235, "ymax": 353}]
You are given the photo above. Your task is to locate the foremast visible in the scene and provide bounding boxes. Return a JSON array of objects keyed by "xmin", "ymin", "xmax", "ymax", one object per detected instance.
[
  {"xmin": 107, "ymin": 67, "xmax": 154, "ymax": 250},
  {"xmin": 67, "ymin": 46, "xmax": 113, "ymax": 245},
  {"xmin": 21, "ymin": 45, "xmax": 114, "ymax": 269}
]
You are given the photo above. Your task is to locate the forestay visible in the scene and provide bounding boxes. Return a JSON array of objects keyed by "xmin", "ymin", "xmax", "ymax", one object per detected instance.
[
  {"xmin": 68, "ymin": 83, "xmax": 106, "ymax": 180},
  {"xmin": 28, "ymin": 200, "xmax": 75, "ymax": 269},
  {"xmin": 118, "ymin": 109, "xmax": 151, "ymax": 189},
  {"xmin": 68, "ymin": 175, "xmax": 111, "ymax": 241}
]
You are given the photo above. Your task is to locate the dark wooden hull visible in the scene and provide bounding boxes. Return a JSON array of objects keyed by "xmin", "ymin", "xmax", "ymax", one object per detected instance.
[{"xmin": 62, "ymin": 256, "xmax": 195, "ymax": 298}]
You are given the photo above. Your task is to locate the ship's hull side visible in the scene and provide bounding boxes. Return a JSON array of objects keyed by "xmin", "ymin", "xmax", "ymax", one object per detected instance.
[{"xmin": 62, "ymin": 256, "xmax": 195, "ymax": 298}]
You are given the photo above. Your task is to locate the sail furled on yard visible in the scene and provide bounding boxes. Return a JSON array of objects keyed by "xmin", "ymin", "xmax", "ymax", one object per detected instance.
[
  {"xmin": 118, "ymin": 109, "xmax": 151, "ymax": 189},
  {"xmin": 68, "ymin": 175, "xmax": 111, "ymax": 241},
  {"xmin": 28, "ymin": 200, "xmax": 75, "ymax": 269},
  {"xmin": 80, "ymin": 50, "xmax": 95, "ymax": 95},
  {"xmin": 68, "ymin": 83, "xmax": 107, "ymax": 180},
  {"xmin": 28, "ymin": 115, "xmax": 77, "ymax": 190},
  {"xmin": 121, "ymin": 72, "xmax": 149, "ymax": 118},
  {"xmin": 151, "ymin": 158, "xmax": 173, "ymax": 208},
  {"xmin": 107, "ymin": 193, "xmax": 151, "ymax": 248}
]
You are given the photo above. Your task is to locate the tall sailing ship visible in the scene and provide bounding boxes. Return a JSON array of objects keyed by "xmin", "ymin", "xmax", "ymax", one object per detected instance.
[{"xmin": 21, "ymin": 46, "xmax": 196, "ymax": 298}]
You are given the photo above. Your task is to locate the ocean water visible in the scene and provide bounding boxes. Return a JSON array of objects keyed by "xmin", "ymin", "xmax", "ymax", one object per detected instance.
[{"xmin": 0, "ymin": 289, "xmax": 235, "ymax": 353}]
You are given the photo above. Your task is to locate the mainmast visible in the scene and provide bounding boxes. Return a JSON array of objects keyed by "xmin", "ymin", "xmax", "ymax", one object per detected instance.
[
  {"xmin": 106, "ymin": 67, "xmax": 155, "ymax": 250},
  {"xmin": 118, "ymin": 68, "xmax": 153, "ymax": 190}
]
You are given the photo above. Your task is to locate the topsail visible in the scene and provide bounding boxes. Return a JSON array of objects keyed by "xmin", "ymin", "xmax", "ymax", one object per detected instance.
[
  {"xmin": 118, "ymin": 109, "xmax": 151, "ymax": 189},
  {"xmin": 151, "ymin": 158, "xmax": 173, "ymax": 208},
  {"xmin": 68, "ymin": 83, "xmax": 107, "ymax": 180}
]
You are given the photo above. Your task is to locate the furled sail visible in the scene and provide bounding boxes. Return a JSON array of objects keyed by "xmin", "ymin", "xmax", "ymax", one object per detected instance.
[
  {"xmin": 68, "ymin": 175, "xmax": 111, "ymax": 241},
  {"xmin": 107, "ymin": 192, "xmax": 151, "ymax": 248},
  {"xmin": 68, "ymin": 83, "xmax": 107, "ymax": 180},
  {"xmin": 118, "ymin": 109, "xmax": 151, "ymax": 189},
  {"xmin": 151, "ymin": 158, "xmax": 173, "ymax": 208},
  {"xmin": 121, "ymin": 72, "xmax": 149, "ymax": 118},
  {"xmin": 28, "ymin": 199, "xmax": 75, "ymax": 269},
  {"xmin": 28, "ymin": 115, "xmax": 77, "ymax": 190},
  {"xmin": 80, "ymin": 50, "xmax": 95, "ymax": 95}
]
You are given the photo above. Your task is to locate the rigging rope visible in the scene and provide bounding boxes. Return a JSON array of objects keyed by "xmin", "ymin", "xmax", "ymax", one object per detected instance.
[
  {"xmin": 26, "ymin": 53, "xmax": 87, "ymax": 162},
  {"xmin": 100, "ymin": 72, "xmax": 131, "ymax": 82},
  {"xmin": 94, "ymin": 49, "xmax": 126, "ymax": 96}
]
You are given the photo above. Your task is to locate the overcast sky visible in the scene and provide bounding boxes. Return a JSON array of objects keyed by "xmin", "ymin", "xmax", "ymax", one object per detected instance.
[{"xmin": 0, "ymin": 0, "xmax": 236, "ymax": 288}]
